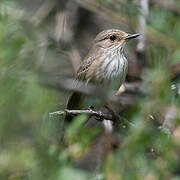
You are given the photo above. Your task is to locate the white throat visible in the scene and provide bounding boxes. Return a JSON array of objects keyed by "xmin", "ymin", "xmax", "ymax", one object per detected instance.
[{"xmin": 96, "ymin": 46, "xmax": 128, "ymax": 83}]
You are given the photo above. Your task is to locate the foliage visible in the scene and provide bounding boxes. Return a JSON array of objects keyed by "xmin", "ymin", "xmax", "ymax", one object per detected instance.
[{"xmin": 0, "ymin": 0, "xmax": 179, "ymax": 180}]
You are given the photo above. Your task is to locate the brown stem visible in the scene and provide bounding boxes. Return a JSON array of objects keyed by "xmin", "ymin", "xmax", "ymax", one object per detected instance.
[{"xmin": 49, "ymin": 108, "xmax": 114, "ymax": 121}]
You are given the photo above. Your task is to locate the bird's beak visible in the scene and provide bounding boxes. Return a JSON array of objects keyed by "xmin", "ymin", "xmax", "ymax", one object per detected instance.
[{"xmin": 125, "ymin": 33, "xmax": 140, "ymax": 40}]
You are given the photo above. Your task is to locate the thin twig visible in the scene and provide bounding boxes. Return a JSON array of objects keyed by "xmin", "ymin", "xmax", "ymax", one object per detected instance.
[
  {"xmin": 49, "ymin": 109, "xmax": 114, "ymax": 121},
  {"xmin": 49, "ymin": 108, "xmax": 136, "ymax": 128}
]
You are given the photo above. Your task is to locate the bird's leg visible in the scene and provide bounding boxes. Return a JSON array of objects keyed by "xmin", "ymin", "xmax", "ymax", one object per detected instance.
[{"xmin": 116, "ymin": 84, "xmax": 125, "ymax": 95}]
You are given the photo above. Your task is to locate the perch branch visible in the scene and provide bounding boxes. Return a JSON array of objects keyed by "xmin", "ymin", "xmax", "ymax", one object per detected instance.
[
  {"xmin": 49, "ymin": 108, "xmax": 114, "ymax": 121},
  {"xmin": 49, "ymin": 108, "xmax": 136, "ymax": 128}
]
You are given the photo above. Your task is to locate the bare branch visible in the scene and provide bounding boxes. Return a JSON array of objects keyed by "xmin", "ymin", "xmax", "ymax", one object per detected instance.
[
  {"xmin": 49, "ymin": 107, "xmax": 136, "ymax": 128},
  {"xmin": 49, "ymin": 108, "xmax": 114, "ymax": 121}
]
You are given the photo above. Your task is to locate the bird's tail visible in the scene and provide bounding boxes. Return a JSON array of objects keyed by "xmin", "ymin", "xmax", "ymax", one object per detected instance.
[{"xmin": 64, "ymin": 91, "xmax": 82, "ymax": 123}]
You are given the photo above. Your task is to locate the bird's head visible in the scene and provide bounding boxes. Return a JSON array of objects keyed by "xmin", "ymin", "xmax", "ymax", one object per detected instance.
[{"xmin": 94, "ymin": 29, "xmax": 139, "ymax": 50}]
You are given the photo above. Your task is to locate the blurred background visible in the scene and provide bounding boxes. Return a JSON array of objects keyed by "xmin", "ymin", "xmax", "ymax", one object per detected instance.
[{"xmin": 0, "ymin": 0, "xmax": 180, "ymax": 179}]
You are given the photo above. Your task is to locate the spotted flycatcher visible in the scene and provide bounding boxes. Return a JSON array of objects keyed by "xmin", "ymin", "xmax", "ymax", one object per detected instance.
[{"xmin": 66, "ymin": 29, "xmax": 139, "ymax": 121}]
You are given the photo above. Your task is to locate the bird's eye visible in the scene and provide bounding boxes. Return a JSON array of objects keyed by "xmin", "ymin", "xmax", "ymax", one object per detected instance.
[{"xmin": 109, "ymin": 35, "xmax": 116, "ymax": 41}]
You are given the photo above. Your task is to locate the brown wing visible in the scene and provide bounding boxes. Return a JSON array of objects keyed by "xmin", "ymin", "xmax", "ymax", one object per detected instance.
[
  {"xmin": 76, "ymin": 43, "xmax": 100, "ymax": 82},
  {"xmin": 65, "ymin": 58, "xmax": 92, "ymax": 123},
  {"xmin": 76, "ymin": 56, "xmax": 94, "ymax": 82},
  {"xmin": 65, "ymin": 44, "xmax": 99, "ymax": 123},
  {"xmin": 65, "ymin": 53, "xmax": 94, "ymax": 123}
]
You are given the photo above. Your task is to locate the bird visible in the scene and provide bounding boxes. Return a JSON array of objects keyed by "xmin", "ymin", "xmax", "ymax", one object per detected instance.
[{"xmin": 65, "ymin": 29, "xmax": 139, "ymax": 122}]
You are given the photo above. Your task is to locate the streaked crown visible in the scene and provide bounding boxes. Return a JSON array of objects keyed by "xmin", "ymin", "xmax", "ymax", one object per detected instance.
[{"xmin": 93, "ymin": 29, "xmax": 139, "ymax": 49}]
